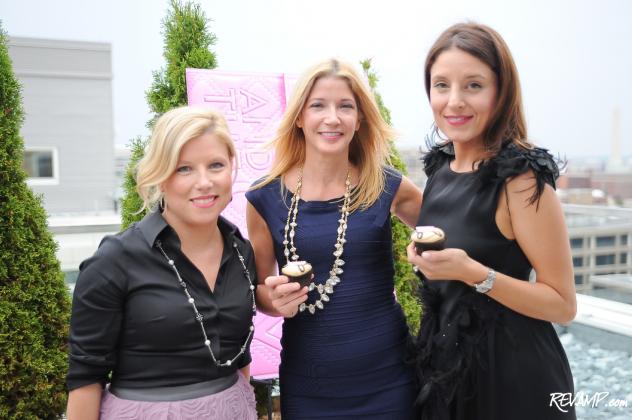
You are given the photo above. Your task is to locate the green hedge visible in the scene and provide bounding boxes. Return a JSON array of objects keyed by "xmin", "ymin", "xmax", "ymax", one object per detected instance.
[
  {"xmin": 361, "ymin": 59, "xmax": 422, "ymax": 334},
  {"xmin": 120, "ymin": 0, "xmax": 218, "ymax": 229},
  {"xmin": 0, "ymin": 23, "xmax": 70, "ymax": 419}
]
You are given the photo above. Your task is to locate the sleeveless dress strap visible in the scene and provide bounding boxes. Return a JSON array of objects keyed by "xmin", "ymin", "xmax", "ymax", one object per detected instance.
[{"xmin": 369, "ymin": 166, "xmax": 402, "ymax": 227}]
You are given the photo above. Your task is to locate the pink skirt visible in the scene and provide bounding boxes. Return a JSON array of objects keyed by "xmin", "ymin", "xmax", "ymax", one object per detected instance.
[{"xmin": 99, "ymin": 372, "xmax": 257, "ymax": 420}]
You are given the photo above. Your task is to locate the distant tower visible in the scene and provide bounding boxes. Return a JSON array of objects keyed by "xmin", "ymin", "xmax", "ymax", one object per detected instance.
[{"xmin": 607, "ymin": 107, "xmax": 624, "ymax": 172}]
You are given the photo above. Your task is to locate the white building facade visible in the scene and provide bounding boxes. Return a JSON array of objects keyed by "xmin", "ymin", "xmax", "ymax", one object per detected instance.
[
  {"xmin": 565, "ymin": 205, "xmax": 632, "ymax": 290},
  {"xmin": 8, "ymin": 37, "xmax": 116, "ymax": 215}
]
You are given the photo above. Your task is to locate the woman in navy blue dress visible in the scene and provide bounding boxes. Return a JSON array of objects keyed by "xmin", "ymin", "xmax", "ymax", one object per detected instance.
[{"xmin": 246, "ymin": 58, "xmax": 422, "ymax": 419}]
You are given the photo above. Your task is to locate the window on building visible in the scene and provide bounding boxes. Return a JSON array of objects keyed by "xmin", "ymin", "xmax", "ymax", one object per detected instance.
[
  {"xmin": 595, "ymin": 254, "xmax": 615, "ymax": 266},
  {"xmin": 572, "ymin": 256, "xmax": 584, "ymax": 267},
  {"xmin": 22, "ymin": 147, "xmax": 59, "ymax": 185},
  {"xmin": 596, "ymin": 236, "xmax": 616, "ymax": 247},
  {"xmin": 622, "ymin": 235, "xmax": 628, "ymax": 246},
  {"xmin": 570, "ymin": 238, "xmax": 584, "ymax": 249},
  {"xmin": 621, "ymin": 253, "xmax": 628, "ymax": 264},
  {"xmin": 574, "ymin": 274, "xmax": 584, "ymax": 285}
]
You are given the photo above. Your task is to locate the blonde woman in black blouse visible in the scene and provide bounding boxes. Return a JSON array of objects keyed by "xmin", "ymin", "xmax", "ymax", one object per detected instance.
[{"xmin": 66, "ymin": 106, "xmax": 257, "ymax": 420}]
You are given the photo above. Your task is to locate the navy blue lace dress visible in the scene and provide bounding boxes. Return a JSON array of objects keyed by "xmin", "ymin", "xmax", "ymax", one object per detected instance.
[
  {"xmin": 246, "ymin": 167, "xmax": 417, "ymax": 419},
  {"xmin": 412, "ymin": 142, "xmax": 575, "ymax": 420}
]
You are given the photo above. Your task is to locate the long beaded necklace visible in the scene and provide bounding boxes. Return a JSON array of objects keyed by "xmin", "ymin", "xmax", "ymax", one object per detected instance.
[
  {"xmin": 283, "ymin": 168, "xmax": 351, "ymax": 314},
  {"xmin": 155, "ymin": 240, "xmax": 256, "ymax": 367}
]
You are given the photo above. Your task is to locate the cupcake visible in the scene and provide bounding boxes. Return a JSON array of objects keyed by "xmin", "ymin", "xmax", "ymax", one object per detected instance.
[
  {"xmin": 411, "ymin": 226, "xmax": 445, "ymax": 255},
  {"xmin": 281, "ymin": 261, "xmax": 313, "ymax": 287}
]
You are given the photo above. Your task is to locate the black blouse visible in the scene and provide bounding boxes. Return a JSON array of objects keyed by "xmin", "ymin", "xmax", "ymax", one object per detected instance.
[{"xmin": 66, "ymin": 210, "xmax": 257, "ymax": 391}]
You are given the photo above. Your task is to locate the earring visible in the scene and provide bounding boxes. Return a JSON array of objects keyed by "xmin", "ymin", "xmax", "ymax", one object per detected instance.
[{"xmin": 424, "ymin": 123, "xmax": 450, "ymax": 149}]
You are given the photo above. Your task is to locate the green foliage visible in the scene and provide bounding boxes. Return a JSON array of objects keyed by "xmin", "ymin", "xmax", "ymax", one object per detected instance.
[
  {"xmin": 120, "ymin": 136, "xmax": 149, "ymax": 229},
  {"xmin": 0, "ymin": 23, "xmax": 70, "ymax": 419},
  {"xmin": 252, "ymin": 380, "xmax": 275, "ymax": 417},
  {"xmin": 361, "ymin": 59, "xmax": 421, "ymax": 334},
  {"xmin": 390, "ymin": 215, "xmax": 421, "ymax": 334},
  {"xmin": 120, "ymin": 0, "xmax": 218, "ymax": 230},
  {"xmin": 360, "ymin": 59, "xmax": 392, "ymax": 127},
  {"xmin": 146, "ymin": 0, "xmax": 217, "ymax": 124}
]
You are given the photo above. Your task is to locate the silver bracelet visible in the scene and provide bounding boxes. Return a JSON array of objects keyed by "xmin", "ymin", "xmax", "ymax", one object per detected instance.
[{"xmin": 474, "ymin": 268, "xmax": 496, "ymax": 294}]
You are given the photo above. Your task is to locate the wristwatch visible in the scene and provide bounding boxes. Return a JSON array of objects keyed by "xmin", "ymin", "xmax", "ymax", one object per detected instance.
[{"xmin": 474, "ymin": 268, "xmax": 496, "ymax": 294}]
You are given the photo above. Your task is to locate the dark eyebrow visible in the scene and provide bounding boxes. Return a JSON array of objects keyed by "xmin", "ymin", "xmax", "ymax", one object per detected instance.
[{"xmin": 431, "ymin": 74, "xmax": 489, "ymax": 81}]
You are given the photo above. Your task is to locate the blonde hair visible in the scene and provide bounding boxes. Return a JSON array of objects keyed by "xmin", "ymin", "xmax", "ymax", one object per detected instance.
[
  {"xmin": 136, "ymin": 106, "xmax": 235, "ymax": 212},
  {"xmin": 252, "ymin": 58, "xmax": 394, "ymax": 212}
]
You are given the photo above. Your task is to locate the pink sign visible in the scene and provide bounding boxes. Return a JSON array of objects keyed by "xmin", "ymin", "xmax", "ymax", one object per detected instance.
[{"xmin": 186, "ymin": 69, "xmax": 295, "ymax": 378}]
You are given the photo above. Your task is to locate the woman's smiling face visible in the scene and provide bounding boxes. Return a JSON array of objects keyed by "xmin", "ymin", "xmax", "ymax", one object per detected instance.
[
  {"xmin": 298, "ymin": 76, "xmax": 361, "ymax": 158},
  {"xmin": 430, "ymin": 47, "xmax": 497, "ymax": 147}
]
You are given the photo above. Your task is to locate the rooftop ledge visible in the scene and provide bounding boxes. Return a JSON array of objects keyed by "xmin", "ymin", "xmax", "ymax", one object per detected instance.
[
  {"xmin": 48, "ymin": 213, "xmax": 121, "ymax": 234},
  {"xmin": 574, "ymin": 293, "xmax": 632, "ymax": 337}
]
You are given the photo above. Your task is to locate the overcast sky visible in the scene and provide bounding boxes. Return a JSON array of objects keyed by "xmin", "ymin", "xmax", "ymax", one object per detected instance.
[{"xmin": 1, "ymin": 0, "xmax": 631, "ymax": 159}]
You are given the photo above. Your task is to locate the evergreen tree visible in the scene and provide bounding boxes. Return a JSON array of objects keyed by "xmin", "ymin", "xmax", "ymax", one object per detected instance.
[
  {"xmin": 120, "ymin": 0, "xmax": 218, "ymax": 229},
  {"xmin": 0, "ymin": 23, "xmax": 70, "ymax": 419},
  {"xmin": 361, "ymin": 59, "xmax": 422, "ymax": 334}
]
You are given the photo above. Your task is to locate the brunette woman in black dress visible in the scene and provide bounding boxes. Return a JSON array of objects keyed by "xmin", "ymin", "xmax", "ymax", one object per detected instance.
[{"xmin": 408, "ymin": 23, "xmax": 576, "ymax": 420}]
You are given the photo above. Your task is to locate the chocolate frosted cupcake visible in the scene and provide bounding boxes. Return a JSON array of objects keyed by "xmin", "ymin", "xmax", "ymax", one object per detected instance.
[
  {"xmin": 411, "ymin": 226, "xmax": 445, "ymax": 255},
  {"xmin": 281, "ymin": 261, "xmax": 313, "ymax": 288}
]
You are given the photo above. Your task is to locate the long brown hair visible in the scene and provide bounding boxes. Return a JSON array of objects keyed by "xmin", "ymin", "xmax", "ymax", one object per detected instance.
[
  {"xmin": 425, "ymin": 22, "xmax": 531, "ymax": 152},
  {"xmin": 251, "ymin": 58, "xmax": 394, "ymax": 212}
]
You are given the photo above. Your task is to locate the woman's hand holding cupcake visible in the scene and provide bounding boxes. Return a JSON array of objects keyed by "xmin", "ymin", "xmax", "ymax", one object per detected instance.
[
  {"xmin": 406, "ymin": 243, "xmax": 488, "ymax": 286},
  {"xmin": 264, "ymin": 275, "xmax": 309, "ymax": 318}
]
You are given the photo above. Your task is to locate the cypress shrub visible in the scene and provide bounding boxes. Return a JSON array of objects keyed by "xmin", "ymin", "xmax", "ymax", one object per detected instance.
[
  {"xmin": 120, "ymin": 0, "xmax": 217, "ymax": 229},
  {"xmin": 361, "ymin": 59, "xmax": 422, "ymax": 334},
  {"xmin": 0, "ymin": 23, "xmax": 70, "ymax": 419}
]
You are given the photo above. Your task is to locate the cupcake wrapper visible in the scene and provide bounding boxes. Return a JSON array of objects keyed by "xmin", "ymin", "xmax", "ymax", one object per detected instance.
[
  {"xmin": 287, "ymin": 271, "xmax": 312, "ymax": 288},
  {"xmin": 414, "ymin": 240, "xmax": 445, "ymax": 254}
]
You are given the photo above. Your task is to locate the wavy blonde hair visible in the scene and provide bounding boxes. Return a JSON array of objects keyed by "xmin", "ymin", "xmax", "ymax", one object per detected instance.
[
  {"xmin": 136, "ymin": 106, "xmax": 235, "ymax": 213},
  {"xmin": 251, "ymin": 58, "xmax": 394, "ymax": 212}
]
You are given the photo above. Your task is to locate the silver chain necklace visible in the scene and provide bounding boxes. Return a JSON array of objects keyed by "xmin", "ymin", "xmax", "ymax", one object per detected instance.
[
  {"xmin": 155, "ymin": 240, "xmax": 256, "ymax": 367},
  {"xmin": 283, "ymin": 168, "xmax": 351, "ymax": 314}
]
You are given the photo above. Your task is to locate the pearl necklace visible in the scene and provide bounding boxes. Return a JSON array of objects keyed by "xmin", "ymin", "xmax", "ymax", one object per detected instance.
[
  {"xmin": 283, "ymin": 168, "xmax": 351, "ymax": 314},
  {"xmin": 155, "ymin": 240, "xmax": 256, "ymax": 367}
]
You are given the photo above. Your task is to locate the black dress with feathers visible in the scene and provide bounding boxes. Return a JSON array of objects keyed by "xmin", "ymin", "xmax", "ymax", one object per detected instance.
[{"xmin": 411, "ymin": 141, "xmax": 575, "ymax": 420}]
